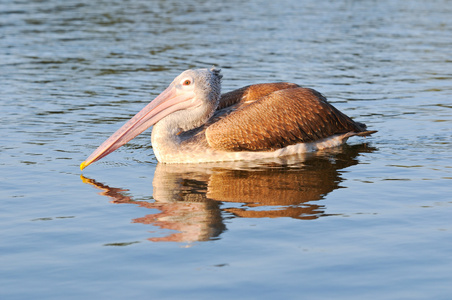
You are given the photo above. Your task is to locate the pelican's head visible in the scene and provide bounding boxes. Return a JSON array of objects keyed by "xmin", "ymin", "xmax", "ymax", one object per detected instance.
[
  {"xmin": 166, "ymin": 68, "xmax": 222, "ymax": 130},
  {"xmin": 80, "ymin": 68, "xmax": 222, "ymax": 170}
]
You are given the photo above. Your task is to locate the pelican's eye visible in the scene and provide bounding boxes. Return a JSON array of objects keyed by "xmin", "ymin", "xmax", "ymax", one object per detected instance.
[{"xmin": 182, "ymin": 79, "xmax": 192, "ymax": 86}]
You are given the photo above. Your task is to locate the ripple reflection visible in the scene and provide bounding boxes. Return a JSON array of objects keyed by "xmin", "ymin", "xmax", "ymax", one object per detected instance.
[{"xmin": 81, "ymin": 143, "xmax": 375, "ymax": 242}]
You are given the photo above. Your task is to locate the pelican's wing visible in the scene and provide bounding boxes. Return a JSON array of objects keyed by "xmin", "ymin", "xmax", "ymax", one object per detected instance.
[
  {"xmin": 217, "ymin": 82, "xmax": 300, "ymax": 110},
  {"xmin": 206, "ymin": 87, "xmax": 370, "ymax": 151}
]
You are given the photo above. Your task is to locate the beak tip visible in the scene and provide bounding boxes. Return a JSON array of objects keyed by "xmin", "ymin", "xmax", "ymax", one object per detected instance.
[{"xmin": 80, "ymin": 161, "xmax": 88, "ymax": 171}]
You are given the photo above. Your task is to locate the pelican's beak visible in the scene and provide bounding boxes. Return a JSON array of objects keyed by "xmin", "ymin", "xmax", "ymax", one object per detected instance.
[{"xmin": 80, "ymin": 85, "xmax": 196, "ymax": 170}]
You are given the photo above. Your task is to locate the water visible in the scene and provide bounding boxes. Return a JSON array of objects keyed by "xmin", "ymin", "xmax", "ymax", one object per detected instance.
[{"xmin": 1, "ymin": 0, "xmax": 451, "ymax": 299}]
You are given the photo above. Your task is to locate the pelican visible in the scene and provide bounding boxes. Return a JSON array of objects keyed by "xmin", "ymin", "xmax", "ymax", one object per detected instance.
[{"xmin": 80, "ymin": 68, "xmax": 376, "ymax": 169}]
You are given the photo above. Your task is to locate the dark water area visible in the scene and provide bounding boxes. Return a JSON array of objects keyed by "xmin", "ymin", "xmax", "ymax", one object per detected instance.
[{"xmin": 1, "ymin": 0, "xmax": 451, "ymax": 299}]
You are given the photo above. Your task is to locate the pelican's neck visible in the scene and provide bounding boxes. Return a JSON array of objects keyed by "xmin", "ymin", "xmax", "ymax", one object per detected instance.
[{"xmin": 151, "ymin": 118, "xmax": 183, "ymax": 163}]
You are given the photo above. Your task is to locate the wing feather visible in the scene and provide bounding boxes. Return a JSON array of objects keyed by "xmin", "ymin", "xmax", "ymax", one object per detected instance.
[
  {"xmin": 217, "ymin": 82, "xmax": 300, "ymax": 110},
  {"xmin": 206, "ymin": 87, "xmax": 366, "ymax": 151}
]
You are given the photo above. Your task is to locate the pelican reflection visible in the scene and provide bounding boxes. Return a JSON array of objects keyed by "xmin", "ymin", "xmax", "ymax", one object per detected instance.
[{"xmin": 81, "ymin": 144, "xmax": 375, "ymax": 242}]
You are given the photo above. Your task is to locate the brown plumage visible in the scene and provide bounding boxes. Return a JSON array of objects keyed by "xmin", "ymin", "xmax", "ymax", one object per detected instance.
[
  {"xmin": 217, "ymin": 82, "xmax": 300, "ymax": 110},
  {"xmin": 206, "ymin": 83, "xmax": 374, "ymax": 152}
]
